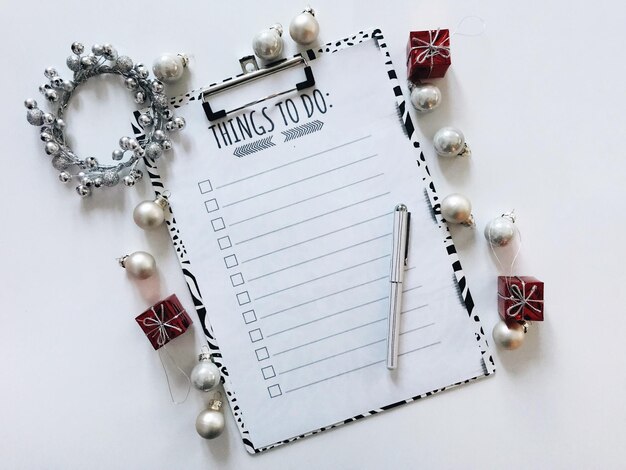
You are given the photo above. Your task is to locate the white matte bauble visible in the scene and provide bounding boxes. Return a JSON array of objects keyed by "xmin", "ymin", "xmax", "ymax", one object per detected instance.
[
  {"xmin": 252, "ymin": 24, "xmax": 284, "ymax": 61},
  {"xmin": 195, "ymin": 399, "xmax": 225, "ymax": 439},
  {"xmin": 433, "ymin": 127, "xmax": 471, "ymax": 157},
  {"xmin": 191, "ymin": 355, "xmax": 220, "ymax": 392},
  {"xmin": 410, "ymin": 83, "xmax": 441, "ymax": 113},
  {"xmin": 289, "ymin": 8, "xmax": 320, "ymax": 45},
  {"xmin": 152, "ymin": 53, "xmax": 188, "ymax": 83},
  {"xmin": 484, "ymin": 215, "xmax": 516, "ymax": 247},
  {"xmin": 133, "ymin": 195, "xmax": 169, "ymax": 230},
  {"xmin": 492, "ymin": 320, "xmax": 526, "ymax": 350},
  {"xmin": 119, "ymin": 251, "xmax": 157, "ymax": 279},
  {"xmin": 441, "ymin": 193, "xmax": 475, "ymax": 227}
]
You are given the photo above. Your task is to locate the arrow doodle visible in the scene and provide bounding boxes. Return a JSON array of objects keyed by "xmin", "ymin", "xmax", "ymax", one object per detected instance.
[
  {"xmin": 233, "ymin": 136, "xmax": 276, "ymax": 158},
  {"xmin": 281, "ymin": 120, "xmax": 324, "ymax": 142}
]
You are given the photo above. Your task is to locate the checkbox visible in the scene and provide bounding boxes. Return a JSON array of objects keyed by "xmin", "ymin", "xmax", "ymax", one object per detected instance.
[
  {"xmin": 261, "ymin": 366, "xmax": 276, "ymax": 380},
  {"xmin": 205, "ymin": 199, "xmax": 219, "ymax": 213},
  {"xmin": 268, "ymin": 384, "xmax": 282, "ymax": 398},
  {"xmin": 217, "ymin": 236, "xmax": 232, "ymax": 250},
  {"xmin": 237, "ymin": 291, "xmax": 251, "ymax": 305},
  {"xmin": 224, "ymin": 254, "xmax": 238, "ymax": 268},
  {"xmin": 230, "ymin": 273, "xmax": 245, "ymax": 287},
  {"xmin": 198, "ymin": 179, "xmax": 213, "ymax": 194},
  {"xmin": 249, "ymin": 328, "xmax": 263, "ymax": 342},
  {"xmin": 211, "ymin": 217, "xmax": 225, "ymax": 231},
  {"xmin": 255, "ymin": 347, "xmax": 269, "ymax": 361},
  {"xmin": 242, "ymin": 310, "xmax": 257, "ymax": 324}
]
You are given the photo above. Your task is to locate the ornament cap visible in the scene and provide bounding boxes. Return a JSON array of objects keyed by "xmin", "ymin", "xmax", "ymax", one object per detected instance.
[
  {"xmin": 177, "ymin": 54, "xmax": 189, "ymax": 67},
  {"xmin": 117, "ymin": 255, "xmax": 128, "ymax": 268},
  {"xmin": 198, "ymin": 351, "xmax": 212, "ymax": 362},
  {"xmin": 502, "ymin": 210, "xmax": 516, "ymax": 223},
  {"xmin": 208, "ymin": 398, "xmax": 223, "ymax": 411},
  {"xmin": 303, "ymin": 6, "xmax": 316, "ymax": 16},
  {"xmin": 270, "ymin": 23, "xmax": 284, "ymax": 36},
  {"xmin": 461, "ymin": 213, "xmax": 475, "ymax": 228},
  {"xmin": 154, "ymin": 192, "xmax": 170, "ymax": 210}
]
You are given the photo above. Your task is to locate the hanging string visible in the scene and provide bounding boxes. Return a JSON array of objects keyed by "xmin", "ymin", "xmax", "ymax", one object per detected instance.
[
  {"xmin": 158, "ymin": 345, "xmax": 191, "ymax": 405},
  {"xmin": 450, "ymin": 16, "xmax": 487, "ymax": 38},
  {"xmin": 487, "ymin": 210, "xmax": 521, "ymax": 279}
]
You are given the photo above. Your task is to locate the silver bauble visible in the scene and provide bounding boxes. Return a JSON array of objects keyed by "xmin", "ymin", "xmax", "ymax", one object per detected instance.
[
  {"xmin": 492, "ymin": 320, "xmax": 526, "ymax": 350},
  {"xmin": 195, "ymin": 399, "xmax": 225, "ymax": 439},
  {"xmin": 120, "ymin": 251, "xmax": 157, "ymax": 279},
  {"xmin": 133, "ymin": 195, "xmax": 168, "ymax": 229},
  {"xmin": 433, "ymin": 127, "xmax": 471, "ymax": 157},
  {"xmin": 253, "ymin": 24, "xmax": 284, "ymax": 60},
  {"xmin": 191, "ymin": 355, "xmax": 220, "ymax": 392},
  {"xmin": 289, "ymin": 9, "xmax": 319, "ymax": 45},
  {"xmin": 484, "ymin": 215, "xmax": 515, "ymax": 247},
  {"xmin": 410, "ymin": 84, "xmax": 441, "ymax": 113},
  {"xmin": 152, "ymin": 53, "xmax": 187, "ymax": 83},
  {"xmin": 441, "ymin": 193, "xmax": 475, "ymax": 227}
]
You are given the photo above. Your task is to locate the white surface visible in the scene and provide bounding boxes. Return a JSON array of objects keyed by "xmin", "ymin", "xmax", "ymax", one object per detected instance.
[{"xmin": 1, "ymin": 0, "xmax": 625, "ymax": 468}]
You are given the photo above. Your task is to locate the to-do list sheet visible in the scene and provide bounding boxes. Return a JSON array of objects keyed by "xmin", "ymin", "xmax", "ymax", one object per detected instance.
[{"xmin": 150, "ymin": 34, "xmax": 493, "ymax": 451}]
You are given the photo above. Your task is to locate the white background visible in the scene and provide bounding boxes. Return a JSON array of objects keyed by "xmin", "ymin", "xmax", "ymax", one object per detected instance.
[{"xmin": 1, "ymin": 1, "xmax": 625, "ymax": 468}]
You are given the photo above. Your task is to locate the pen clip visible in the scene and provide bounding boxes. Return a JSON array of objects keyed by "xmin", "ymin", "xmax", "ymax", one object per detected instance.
[{"xmin": 404, "ymin": 211, "xmax": 411, "ymax": 266}]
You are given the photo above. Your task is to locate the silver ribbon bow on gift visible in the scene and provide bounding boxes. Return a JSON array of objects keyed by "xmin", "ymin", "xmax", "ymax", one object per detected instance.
[
  {"xmin": 499, "ymin": 279, "xmax": 543, "ymax": 319},
  {"xmin": 142, "ymin": 304, "xmax": 185, "ymax": 347},
  {"xmin": 409, "ymin": 29, "xmax": 451, "ymax": 65}
]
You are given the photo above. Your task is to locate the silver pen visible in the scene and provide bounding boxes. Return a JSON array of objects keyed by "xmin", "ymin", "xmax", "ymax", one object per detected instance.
[{"xmin": 387, "ymin": 204, "xmax": 411, "ymax": 370}]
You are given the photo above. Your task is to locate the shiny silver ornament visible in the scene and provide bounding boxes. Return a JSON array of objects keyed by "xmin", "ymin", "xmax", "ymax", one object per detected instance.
[
  {"xmin": 289, "ymin": 7, "xmax": 319, "ymax": 45},
  {"xmin": 58, "ymin": 171, "xmax": 72, "ymax": 183},
  {"xmin": 484, "ymin": 212, "xmax": 516, "ymax": 247},
  {"xmin": 252, "ymin": 24, "xmax": 284, "ymax": 61},
  {"xmin": 433, "ymin": 127, "xmax": 471, "ymax": 157},
  {"xmin": 410, "ymin": 83, "xmax": 441, "ymax": 113},
  {"xmin": 133, "ymin": 194, "xmax": 169, "ymax": 229},
  {"xmin": 152, "ymin": 53, "xmax": 188, "ymax": 83},
  {"xmin": 195, "ymin": 398, "xmax": 225, "ymax": 439},
  {"xmin": 492, "ymin": 320, "xmax": 527, "ymax": 350},
  {"xmin": 118, "ymin": 251, "xmax": 157, "ymax": 279},
  {"xmin": 441, "ymin": 193, "xmax": 475, "ymax": 227},
  {"xmin": 76, "ymin": 184, "xmax": 91, "ymax": 197},
  {"xmin": 190, "ymin": 351, "xmax": 220, "ymax": 392}
]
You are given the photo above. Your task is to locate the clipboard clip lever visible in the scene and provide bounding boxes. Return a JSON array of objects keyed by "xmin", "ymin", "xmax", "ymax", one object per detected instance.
[{"xmin": 201, "ymin": 55, "xmax": 316, "ymax": 122}]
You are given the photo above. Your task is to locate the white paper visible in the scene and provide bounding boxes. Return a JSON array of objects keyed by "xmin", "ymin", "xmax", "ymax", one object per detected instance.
[{"xmin": 156, "ymin": 40, "xmax": 487, "ymax": 448}]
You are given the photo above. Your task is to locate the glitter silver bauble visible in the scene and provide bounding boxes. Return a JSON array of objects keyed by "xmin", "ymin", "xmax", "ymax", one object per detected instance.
[
  {"xmin": 433, "ymin": 127, "xmax": 471, "ymax": 157},
  {"xmin": 66, "ymin": 55, "xmax": 80, "ymax": 71},
  {"xmin": 145, "ymin": 142, "xmax": 163, "ymax": 160},
  {"xmin": 119, "ymin": 251, "xmax": 157, "ymax": 279},
  {"xmin": 195, "ymin": 399, "xmax": 225, "ymax": 439},
  {"xmin": 191, "ymin": 353, "xmax": 220, "ymax": 392},
  {"xmin": 492, "ymin": 320, "xmax": 526, "ymax": 350},
  {"xmin": 253, "ymin": 24, "xmax": 284, "ymax": 61},
  {"xmin": 289, "ymin": 8, "xmax": 319, "ymax": 45},
  {"xmin": 116, "ymin": 56, "xmax": 134, "ymax": 73},
  {"xmin": 102, "ymin": 171, "xmax": 119, "ymax": 187},
  {"xmin": 484, "ymin": 214, "xmax": 516, "ymax": 247},
  {"xmin": 410, "ymin": 83, "xmax": 442, "ymax": 113},
  {"xmin": 27, "ymin": 108, "xmax": 44, "ymax": 126},
  {"xmin": 51, "ymin": 155, "xmax": 71, "ymax": 170},
  {"xmin": 440, "ymin": 193, "xmax": 475, "ymax": 227}
]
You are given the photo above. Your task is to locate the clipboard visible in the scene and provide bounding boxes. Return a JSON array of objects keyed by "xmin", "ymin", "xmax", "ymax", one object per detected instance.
[{"xmin": 135, "ymin": 28, "xmax": 495, "ymax": 454}]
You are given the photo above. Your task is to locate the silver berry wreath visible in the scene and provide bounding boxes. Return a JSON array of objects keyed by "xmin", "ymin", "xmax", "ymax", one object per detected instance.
[{"xmin": 24, "ymin": 41, "xmax": 186, "ymax": 197}]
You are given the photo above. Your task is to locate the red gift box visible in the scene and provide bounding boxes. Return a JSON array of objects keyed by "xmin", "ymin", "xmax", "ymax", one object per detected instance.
[
  {"xmin": 135, "ymin": 294, "xmax": 192, "ymax": 350},
  {"xmin": 497, "ymin": 276, "xmax": 544, "ymax": 322},
  {"xmin": 406, "ymin": 29, "xmax": 451, "ymax": 81}
]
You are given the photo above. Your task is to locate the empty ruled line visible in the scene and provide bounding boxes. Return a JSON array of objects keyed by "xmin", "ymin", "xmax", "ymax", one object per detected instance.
[
  {"xmin": 266, "ymin": 297, "xmax": 388, "ymax": 337},
  {"xmin": 215, "ymin": 135, "xmax": 372, "ymax": 189},
  {"xmin": 276, "ymin": 321, "xmax": 434, "ymax": 362},
  {"xmin": 241, "ymin": 212, "xmax": 392, "ymax": 264},
  {"xmin": 284, "ymin": 360, "xmax": 386, "ymax": 393},
  {"xmin": 229, "ymin": 174, "xmax": 384, "ymax": 226},
  {"xmin": 280, "ymin": 339, "xmax": 386, "ymax": 374},
  {"xmin": 401, "ymin": 304, "xmax": 429, "ymax": 315},
  {"xmin": 260, "ymin": 276, "xmax": 388, "ymax": 319},
  {"xmin": 402, "ymin": 285, "xmax": 423, "ymax": 294},
  {"xmin": 273, "ymin": 318, "xmax": 387, "ymax": 356},
  {"xmin": 248, "ymin": 233, "xmax": 392, "ymax": 282},
  {"xmin": 254, "ymin": 255, "xmax": 390, "ymax": 300},
  {"xmin": 283, "ymin": 341, "xmax": 442, "ymax": 394},
  {"xmin": 223, "ymin": 154, "xmax": 378, "ymax": 208},
  {"xmin": 235, "ymin": 193, "xmax": 390, "ymax": 245}
]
